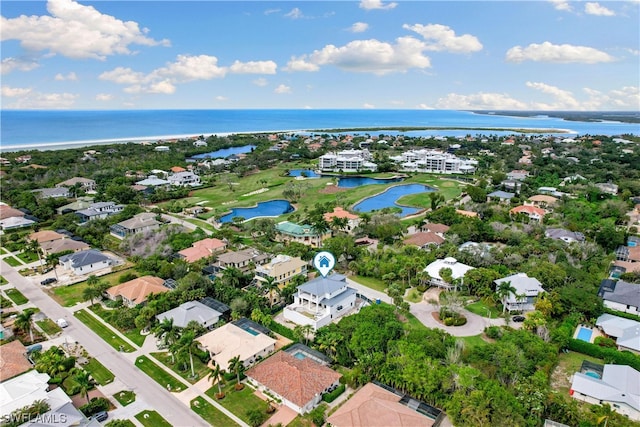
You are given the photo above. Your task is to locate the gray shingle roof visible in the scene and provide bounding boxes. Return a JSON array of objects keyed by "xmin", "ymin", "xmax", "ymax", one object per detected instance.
[
  {"xmin": 59, "ymin": 249, "xmax": 110, "ymax": 268},
  {"xmin": 600, "ymin": 280, "xmax": 640, "ymax": 308},
  {"xmin": 298, "ymin": 273, "xmax": 346, "ymax": 297}
]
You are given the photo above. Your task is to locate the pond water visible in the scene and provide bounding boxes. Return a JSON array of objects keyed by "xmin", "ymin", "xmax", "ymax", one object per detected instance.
[
  {"xmin": 192, "ymin": 145, "xmax": 256, "ymax": 159},
  {"xmin": 289, "ymin": 169, "xmax": 320, "ymax": 177},
  {"xmin": 336, "ymin": 176, "xmax": 404, "ymax": 188},
  {"xmin": 353, "ymin": 184, "xmax": 434, "ymax": 216},
  {"xmin": 219, "ymin": 199, "xmax": 294, "ymax": 223}
]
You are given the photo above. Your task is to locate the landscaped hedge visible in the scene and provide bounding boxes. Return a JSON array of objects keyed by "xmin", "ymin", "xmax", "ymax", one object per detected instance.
[
  {"xmin": 267, "ymin": 321, "xmax": 296, "ymax": 341},
  {"xmin": 80, "ymin": 397, "xmax": 110, "ymax": 417},
  {"xmin": 567, "ymin": 338, "xmax": 640, "ymax": 371},
  {"xmin": 603, "ymin": 308, "xmax": 640, "ymax": 322},
  {"xmin": 322, "ymin": 384, "xmax": 345, "ymax": 403}
]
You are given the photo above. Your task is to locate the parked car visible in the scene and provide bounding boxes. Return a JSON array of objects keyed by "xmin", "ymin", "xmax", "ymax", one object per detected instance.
[
  {"xmin": 91, "ymin": 411, "xmax": 108, "ymax": 422},
  {"xmin": 512, "ymin": 315, "xmax": 526, "ymax": 322},
  {"xmin": 56, "ymin": 318, "xmax": 69, "ymax": 328},
  {"xmin": 41, "ymin": 277, "xmax": 57, "ymax": 285}
]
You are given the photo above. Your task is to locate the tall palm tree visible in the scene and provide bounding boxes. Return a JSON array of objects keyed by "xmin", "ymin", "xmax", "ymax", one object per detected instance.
[
  {"xmin": 15, "ymin": 310, "xmax": 34, "ymax": 343},
  {"xmin": 154, "ymin": 318, "xmax": 181, "ymax": 363},
  {"xmin": 44, "ymin": 253, "xmax": 59, "ymax": 280},
  {"xmin": 26, "ymin": 239, "xmax": 43, "ymax": 268},
  {"xmin": 207, "ymin": 363, "xmax": 226, "ymax": 399},
  {"xmin": 263, "ymin": 276, "xmax": 280, "ymax": 308},
  {"xmin": 222, "ymin": 267, "xmax": 243, "ymax": 288},
  {"xmin": 82, "ymin": 284, "xmax": 103, "ymax": 306},
  {"xmin": 227, "ymin": 355, "xmax": 245, "ymax": 390},
  {"xmin": 496, "ymin": 281, "xmax": 517, "ymax": 313},
  {"xmin": 74, "ymin": 369, "xmax": 93, "ymax": 404}
]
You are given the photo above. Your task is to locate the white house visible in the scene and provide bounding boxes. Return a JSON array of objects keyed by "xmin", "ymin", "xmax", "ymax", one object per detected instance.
[
  {"xmin": 423, "ymin": 257, "xmax": 475, "ymax": 290},
  {"xmin": 168, "ymin": 171, "xmax": 201, "ymax": 187},
  {"xmin": 59, "ymin": 249, "xmax": 112, "ymax": 275},
  {"xmin": 156, "ymin": 301, "xmax": 221, "ymax": 330},
  {"xmin": 596, "ymin": 313, "xmax": 640, "ymax": 354},
  {"xmin": 75, "ymin": 201, "xmax": 124, "ymax": 223},
  {"xmin": 598, "ymin": 279, "xmax": 640, "ymax": 316},
  {"xmin": 284, "ymin": 274, "xmax": 357, "ymax": 330},
  {"xmin": 571, "ymin": 364, "xmax": 640, "ymax": 421},
  {"xmin": 495, "ymin": 273, "xmax": 546, "ymax": 312},
  {"xmin": 110, "ymin": 212, "xmax": 161, "ymax": 239}
]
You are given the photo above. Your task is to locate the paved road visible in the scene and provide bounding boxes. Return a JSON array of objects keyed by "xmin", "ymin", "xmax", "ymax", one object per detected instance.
[{"xmin": 0, "ymin": 260, "xmax": 207, "ymax": 427}]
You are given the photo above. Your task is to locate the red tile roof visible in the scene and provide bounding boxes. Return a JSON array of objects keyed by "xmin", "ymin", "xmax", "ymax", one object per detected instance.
[
  {"xmin": 246, "ymin": 351, "xmax": 341, "ymax": 408},
  {"xmin": 421, "ymin": 223, "xmax": 450, "ymax": 234},
  {"xmin": 403, "ymin": 232, "xmax": 444, "ymax": 247},
  {"xmin": 323, "ymin": 207, "xmax": 359, "ymax": 221},
  {"xmin": 171, "ymin": 166, "xmax": 186, "ymax": 173},
  {"xmin": 178, "ymin": 238, "xmax": 227, "ymax": 263},
  {"xmin": 0, "ymin": 341, "xmax": 32, "ymax": 382},
  {"xmin": 106, "ymin": 276, "xmax": 168, "ymax": 305},
  {"xmin": 510, "ymin": 205, "xmax": 546, "ymax": 217}
]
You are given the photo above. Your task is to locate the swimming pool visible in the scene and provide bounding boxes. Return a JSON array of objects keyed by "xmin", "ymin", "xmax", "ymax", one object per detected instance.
[
  {"xmin": 585, "ymin": 371, "xmax": 601, "ymax": 379},
  {"xmin": 576, "ymin": 327, "xmax": 593, "ymax": 342},
  {"xmin": 293, "ymin": 352, "xmax": 307, "ymax": 360}
]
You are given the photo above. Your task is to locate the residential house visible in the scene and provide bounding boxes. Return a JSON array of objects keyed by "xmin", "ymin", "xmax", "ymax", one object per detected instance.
[
  {"xmin": 615, "ymin": 245, "xmax": 640, "ymax": 263},
  {"xmin": 213, "ymin": 248, "xmax": 269, "ymax": 273},
  {"xmin": 28, "ymin": 230, "xmax": 66, "ymax": 245},
  {"xmin": 193, "ymin": 140, "xmax": 207, "ymax": 147},
  {"xmin": 196, "ymin": 321, "xmax": 276, "ymax": 371},
  {"xmin": 283, "ymin": 273, "xmax": 358, "ymax": 330},
  {"xmin": 507, "ymin": 170, "xmax": 530, "ymax": 181},
  {"xmin": 0, "ymin": 341, "xmax": 32, "ymax": 382},
  {"xmin": 424, "ymin": 257, "xmax": 474, "ymax": 290},
  {"xmin": 420, "ymin": 223, "xmax": 450, "ymax": 237},
  {"xmin": 487, "ymin": 190, "xmax": 515, "ymax": 203},
  {"xmin": 0, "ymin": 215, "xmax": 35, "ymax": 230},
  {"xmin": 177, "ymin": 238, "xmax": 227, "ymax": 263},
  {"xmin": 135, "ymin": 175, "xmax": 170, "ymax": 187},
  {"xmin": 106, "ymin": 275, "xmax": 169, "ymax": 307},
  {"xmin": 596, "ymin": 182, "xmax": 619, "ymax": 195},
  {"xmin": 570, "ymin": 364, "xmax": 640, "ymax": 421},
  {"xmin": 154, "ymin": 146, "xmax": 170, "ymax": 152},
  {"xmin": 502, "ymin": 179, "xmax": 523, "ymax": 192},
  {"xmin": 254, "ymin": 254, "xmax": 307, "ymax": 287},
  {"xmin": 510, "ymin": 205, "xmax": 546, "ymax": 222},
  {"xmin": 276, "ymin": 221, "xmax": 332, "ymax": 248},
  {"xmin": 168, "ymin": 171, "xmax": 201, "ymax": 187},
  {"xmin": 56, "ymin": 177, "xmax": 97, "ymax": 193},
  {"xmin": 403, "ymin": 232, "xmax": 445, "ymax": 249},
  {"xmin": 598, "ymin": 280, "xmax": 640, "ymax": 315},
  {"xmin": 246, "ymin": 351, "xmax": 341, "ymax": 414},
  {"xmin": 527, "ymin": 195, "xmax": 558, "ymax": 208},
  {"xmin": 327, "ymin": 382, "xmax": 438, "ymax": 427},
  {"xmin": 200, "ymin": 297, "xmax": 231, "ymax": 320},
  {"xmin": 59, "ymin": 249, "xmax": 112, "ymax": 275},
  {"xmin": 41, "ymin": 238, "xmax": 90, "ymax": 256},
  {"xmin": 76, "ymin": 202, "xmax": 124, "ymax": 223},
  {"xmin": 545, "ymin": 228, "xmax": 585, "ymax": 244},
  {"xmin": 495, "ymin": 273, "xmax": 545, "ymax": 312},
  {"xmin": 32, "ymin": 187, "xmax": 70, "ymax": 199},
  {"xmin": 110, "ymin": 213, "xmax": 161, "ymax": 239},
  {"xmin": 323, "ymin": 207, "xmax": 361, "ymax": 233},
  {"xmin": 170, "ymin": 166, "xmax": 187, "ymax": 173},
  {"xmin": 0, "ymin": 205, "xmax": 26, "ymax": 222},
  {"xmin": 156, "ymin": 301, "xmax": 221, "ymax": 329},
  {"xmin": 595, "ymin": 314, "xmax": 640, "ymax": 354}
]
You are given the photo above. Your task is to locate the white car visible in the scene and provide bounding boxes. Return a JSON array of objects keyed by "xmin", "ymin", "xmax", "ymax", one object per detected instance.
[{"xmin": 56, "ymin": 318, "xmax": 69, "ymax": 328}]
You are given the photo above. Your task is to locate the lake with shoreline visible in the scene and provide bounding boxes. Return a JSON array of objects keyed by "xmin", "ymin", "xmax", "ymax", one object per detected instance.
[{"xmin": 353, "ymin": 184, "xmax": 435, "ymax": 217}]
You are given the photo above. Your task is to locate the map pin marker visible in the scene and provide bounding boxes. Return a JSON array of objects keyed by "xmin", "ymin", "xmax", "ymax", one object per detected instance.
[{"xmin": 313, "ymin": 251, "xmax": 335, "ymax": 278}]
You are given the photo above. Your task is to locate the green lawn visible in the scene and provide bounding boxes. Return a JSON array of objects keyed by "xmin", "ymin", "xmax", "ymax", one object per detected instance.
[
  {"xmin": 89, "ymin": 304, "xmax": 146, "ymax": 347},
  {"xmin": 403, "ymin": 310, "xmax": 428, "ymax": 333},
  {"xmin": 51, "ymin": 282, "xmax": 90, "ymax": 307},
  {"xmin": 106, "ymin": 419, "xmax": 135, "ymax": 427},
  {"xmin": 3, "ymin": 256, "xmax": 22, "ymax": 267},
  {"xmin": 113, "ymin": 390, "xmax": 136, "ymax": 406},
  {"xmin": 74, "ymin": 310, "xmax": 135, "ymax": 352},
  {"xmin": 0, "ymin": 294, "xmax": 12, "ymax": 308},
  {"xmin": 553, "ymin": 351, "xmax": 604, "ymax": 394},
  {"xmin": 151, "ymin": 351, "xmax": 210, "ymax": 384},
  {"xmin": 134, "ymin": 410, "xmax": 172, "ymax": 427},
  {"xmin": 405, "ymin": 288, "xmax": 423, "ymax": 303},
  {"xmin": 205, "ymin": 381, "xmax": 269, "ymax": 424},
  {"xmin": 461, "ymin": 334, "xmax": 490, "ymax": 348},
  {"xmin": 349, "ymin": 275, "xmax": 386, "ymax": 292},
  {"xmin": 190, "ymin": 396, "xmax": 239, "ymax": 427},
  {"xmin": 17, "ymin": 251, "xmax": 39, "ymax": 263},
  {"xmin": 465, "ymin": 300, "xmax": 502, "ymax": 319},
  {"xmin": 36, "ymin": 318, "xmax": 62, "ymax": 336},
  {"xmin": 84, "ymin": 357, "xmax": 115, "ymax": 385},
  {"xmin": 5, "ymin": 288, "xmax": 28, "ymax": 305},
  {"xmin": 0, "ymin": 275, "xmax": 7, "ymax": 285},
  {"xmin": 134, "ymin": 355, "xmax": 186, "ymax": 392}
]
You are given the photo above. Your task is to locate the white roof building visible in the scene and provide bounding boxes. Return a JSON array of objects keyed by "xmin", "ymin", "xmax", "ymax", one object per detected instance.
[
  {"xmin": 0, "ymin": 371, "xmax": 69, "ymax": 418},
  {"xmin": 596, "ymin": 313, "xmax": 640, "ymax": 353},
  {"xmin": 156, "ymin": 301, "xmax": 221, "ymax": 329},
  {"xmin": 495, "ymin": 273, "xmax": 545, "ymax": 312},
  {"xmin": 423, "ymin": 257, "xmax": 475, "ymax": 290}
]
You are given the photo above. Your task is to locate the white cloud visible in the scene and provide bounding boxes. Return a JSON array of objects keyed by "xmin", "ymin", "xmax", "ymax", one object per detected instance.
[
  {"xmin": 54, "ymin": 71, "xmax": 77, "ymax": 81},
  {"xmin": 95, "ymin": 93, "xmax": 113, "ymax": 101},
  {"xmin": 526, "ymin": 81, "xmax": 580, "ymax": 109},
  {"xmin": 284, "ymin": 8, "xmax": 304, "ymax": 19},
  {"xmin": 363, "ymin": 103, "xmax": 375, "ymax": 109},
  {"xmin": 2, "ymin": 90, "xmax": 77, "ymax": 109},
  {"xmin": 506, "ymin": 41, "xmax": 614, "ymax": 63},
  {"xmin": 359, "ymin": 0, "xmax": 397, "ymax": 10},
  {"xmin": 0, "ymin": 0, "xmax": 170, "ymax": 60},
  {"xmin": 416, "ymin": 103, "xmax": 433, "ymax": 110},
  {"xmin": 549, "ymin": 0, "xmax": 572, "ymax": 11},
  {"xmin": 1, "ymin": 86, "xmax": 32, "ymax": 97},
  {"xmin": 229, "ymin": 60, "xmax": 277, "ymax": 74},
  {"xmin": 99, "ymin": 67, "xmax": 145, "ymax": 85},
  {"xmin": 582, "ymin": 85, "xmax": 639, "ymax": 109},
  {"xmin": 436, "ymin": 92, "xmax": 529, "ymax": 110},
  {"xmin": 274, "ymin": 84, "xmax": 291, "ymax": 94},
  {"xmin": 155, "ymin": 54, "xmax": 227, "ymax": 81},
  {"xmin": 1, "ymin": 57, "xmax": 39, "ymax": 74},
  {"xmin": 148, "ymin": 80, "xmax": 175, "ymax": 94},
  {"xmin": 585, "ymin": 2, "xmax": 615, "ymax": 15},
  {"xmin": 403, "ymin": 24, "xmax": 482, "ymax": 53},
  {"xmin": 286, "ymin": 36, "xmax": 431, "ymax": 75},
  {"xmin": 215, "ymin": 95, "xmax": 228, "ymax": 101},
  {"xmin": 349, "ymin": 22, "xmax": 369, "ymax": 33},
  {"xmin": 264, "ymin": 9, "xmax": 281, "ymax": 15},
  {"xmin": 253, "ymin": 77, "xmax": 269, "ymax": 87}
]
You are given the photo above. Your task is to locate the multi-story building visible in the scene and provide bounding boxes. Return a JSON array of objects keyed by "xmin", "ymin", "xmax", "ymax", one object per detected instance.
[
  {"xmin": 254, "ymin": 254, "xmax": 307, "ymax": 287},
  {"xmin": 318, "ymin": 149, "xmax": 377, "ymax": 172},
  {"xmin": 275, "ymin": 221, "xmax": 332, "ymax": 248},
  {"xmin": 392, "ymin": 149, "xmax": 477, "ymax": 173}
]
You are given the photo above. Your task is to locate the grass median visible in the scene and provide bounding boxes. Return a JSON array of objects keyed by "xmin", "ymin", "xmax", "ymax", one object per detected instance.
[
  {"xmin": 5, "ymin": 288, "xmax": 28, "ymax": 305},
  {"xmin": 134, "ymin": 355, "xmax": 186, "ymax": 392},
  {"xmin": 134, "ymin": 410, "xmax": 172, "ymax": 427},
  {"xmin": 74, "ymin": 309, "xmax": 135, "ymax": 352},
  {"xmin": 36, "ymin": 318, "xmax": 62, "ymax": 336},
  {"xmin": 190, "ymin": 396, "xmax": 239, "ymax": 427}
]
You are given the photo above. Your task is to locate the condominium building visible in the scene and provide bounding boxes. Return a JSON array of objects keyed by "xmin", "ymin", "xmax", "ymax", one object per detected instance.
[
  {"xmin": 392, "ymin": 149, "xmax": 477, "ymax": 173},
  {"xmin": 318, "ymin": 149, "xmax": 377, "ymax": 172}
]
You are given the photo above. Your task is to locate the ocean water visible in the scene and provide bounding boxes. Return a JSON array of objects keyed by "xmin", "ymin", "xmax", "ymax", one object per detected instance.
[{"xmin": 1, "ymin": 109, "xmax": 639, "ymax": 150}]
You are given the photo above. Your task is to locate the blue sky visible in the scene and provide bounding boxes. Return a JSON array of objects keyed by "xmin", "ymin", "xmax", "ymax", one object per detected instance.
[{"xmin": 1, "ymin": 0, "xmax": 638, "ymax": 110}]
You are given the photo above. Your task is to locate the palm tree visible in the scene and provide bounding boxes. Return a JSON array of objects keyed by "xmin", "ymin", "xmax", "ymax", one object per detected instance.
[
  {"xmin": 207, "ymin": 363, "xmax": 226, "ymax": 399},
  {"xmin": 82, "ymin": 284, "xmax": 103, "ymax": 306},
  {"xmin": 263, "ymin": 276, "xmax": 280, "ymax": 308},
  {"xmin": 44, "ymin": 253, "xmax": 59, "ymax": 280},
  {"xmin": 74, "ymin": 369, "xmax": 93, "ymax": 404},
  {"xmin": 496, "ymin": 281, "xmax": 517, "ymax": 313},
  {"xmin": 15, "ymin": 310, "xmax": 34, "ymax": 343},
  {"xmin": 222, "ymin": 267, "xmax": 243, "ymax": 288},
  {"xmin": 154, "ymin": 318, "xmax": 181, "ymax": 363},
  {"xmin": 293, "ymin": 324, "xmax": 313, "ymax": 345},
  {"xmin": 175, "ymin": 331, "xmax": 199, "ymax": 379},
  {"xmin": 228, "ymin": 355, "xmax": 245, "ymax": 390},
  {"xmin": 26, "ymin": 239, "xmax": 43, "ymax": 268}
]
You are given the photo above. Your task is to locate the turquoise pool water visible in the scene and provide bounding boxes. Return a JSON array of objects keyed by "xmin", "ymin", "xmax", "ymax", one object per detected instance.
[
  {"xmin": 353, "ymin": 184, "xmax": 434, "ymax": 216},
  {"xmin": 219, "ymin": 199, "xmax": 294, "ymax": 223},
  {"xmin": 244, "ymin": 328, "xmax": 259, "ymax": 336},
  {"xmin": 576, "ymin": 327, "xmax": 593, "ymax": 342},
  {"xmin": 293, "ymin": 352, "xmax": 307, "ymax": 360}
]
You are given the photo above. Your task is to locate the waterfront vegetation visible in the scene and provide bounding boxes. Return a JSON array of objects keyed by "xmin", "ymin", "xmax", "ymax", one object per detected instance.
[
  {"xmin": 134, "ymin": 355, "xmax": 186, "ymax": 392},
  {"xmin": 74, "ymin": 309, "xmax": 135, "ymax": 352},
  {"xmin": 134, "ymin": 410, "xmax": 172, "ymax": 427},
  {"xmin": 5, "ymin": 288, "xmax": 28, "ymax": 305},
  {"xmin": 190, "ymin": 396, "xmax": 240, "ymax": 427}
]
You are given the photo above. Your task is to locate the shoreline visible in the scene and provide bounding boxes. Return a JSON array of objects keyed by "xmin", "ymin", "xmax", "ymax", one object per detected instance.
[{"xmin": 0, "ymin": 125, "xmax": 582, "ymax": 153}]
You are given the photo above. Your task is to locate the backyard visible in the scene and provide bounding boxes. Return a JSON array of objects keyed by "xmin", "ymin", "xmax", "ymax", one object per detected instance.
[
  {"xmin": 134, "ymin": 355, "xmax": 187, "ymax": 392},
  {"xmin": 134, "ymin": 410, "xmax": 172, "ymax": 427},
  {"xmin": 83, "ymin": 357, "xmax": 115, "ymax": 386},
  {"xmin": 73, "ymin": 309, "xmax": 135, "ymax": 352},
  {"xmin": 551, "ymin": 350, "xmax": 605, "ymax": 394},
  {"xmin": 190, "ymin": 396, "xmax": 239, "ymax": 427},
  {"xmin": 465, "ymin": 300, "xmax": 502, "ymax": 319},
  {"xmin": 5, "ymin": 288, "xmax": 28, "ymax": 305}
]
